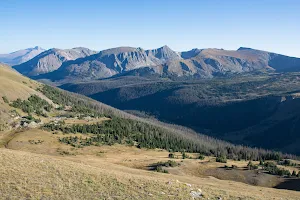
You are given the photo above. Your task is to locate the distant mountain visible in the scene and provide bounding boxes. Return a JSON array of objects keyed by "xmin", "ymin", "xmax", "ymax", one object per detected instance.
[
  {"xmin": 38, "ymin": 45, "xmax": 181, "ymax": 81},
  {"xmin": 0, "ymin": 46, "xmax": 45, "ymax": 65},
  {"xmin": 13, "ymin": 47, "xmax": 97, "ymax": 76},
  {"xmin": 33, "ymin": 46, "xmax": 300, "ymax": 82},
  {"xmin": 173, "ymin": 47, "xmax": 300, "ymax": 77},
  {"xmin": 145, "ymin": 45, "xmax": 182, "ymax": 62}
]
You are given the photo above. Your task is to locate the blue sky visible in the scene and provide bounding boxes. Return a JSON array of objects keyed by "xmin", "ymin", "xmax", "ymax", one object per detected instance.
[{"xmin": 0, "ymin": 0, "xmax": 299, "ymax": 57}]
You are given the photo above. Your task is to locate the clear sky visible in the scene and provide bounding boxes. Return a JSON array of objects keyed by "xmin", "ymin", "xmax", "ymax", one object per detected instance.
[{"xmin": 0, "ymin": 0, "xmax": 299, "ymax": 57}]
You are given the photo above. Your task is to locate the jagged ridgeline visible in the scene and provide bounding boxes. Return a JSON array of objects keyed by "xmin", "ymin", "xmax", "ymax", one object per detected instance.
[{"xmin": 40, "ymin": 85, "xmax": 297, "ymax": 161}]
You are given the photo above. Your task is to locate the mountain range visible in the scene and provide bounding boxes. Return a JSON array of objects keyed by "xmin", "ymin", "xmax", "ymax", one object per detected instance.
[
  {"xmin": 8, "ymin": 45, "xmax": 300, "ymax": 82},
  {"xmin": 0, "ymin": 46, "xmax": 45, "ymax": 66}
]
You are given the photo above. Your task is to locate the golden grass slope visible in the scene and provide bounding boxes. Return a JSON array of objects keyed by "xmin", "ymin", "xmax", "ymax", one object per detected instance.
[
  {"xmin": 0, "ymin": 64, "xmax": 39, "ymax": 101},
  {"xmin": 0, "ymin": 148, "xmax": 196, "ymax": 200},
  {"xmin": 1, "ymin": 147, "xmax": 300, "ymax": 200},
  {"xmin": 2, "ymin": 128, "xmax": 300, "ymax": 200}
]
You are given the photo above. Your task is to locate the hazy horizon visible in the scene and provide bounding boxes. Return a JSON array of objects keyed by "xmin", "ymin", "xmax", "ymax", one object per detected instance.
[{"xmin": 1, "ymin": 0, "xmax": 299, "ymax": 57}]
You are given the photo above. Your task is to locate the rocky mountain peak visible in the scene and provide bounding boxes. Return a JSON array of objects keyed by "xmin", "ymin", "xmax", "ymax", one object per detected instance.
[
  {"xmin": 146, "ymin": 45, "xmax": 181, "ymax": 61},
  {"xmin": 33, "ymin": 46, "xmax": 43, "ymax": 50}
]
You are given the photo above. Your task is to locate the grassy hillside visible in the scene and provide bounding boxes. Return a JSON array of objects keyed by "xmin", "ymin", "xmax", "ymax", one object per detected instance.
[
  {"xmin": 0, "ymin": 64, "xmax": 52, "ymax": 131},
  {"xmin": 2, "ymin": 148, "xmax": 300, "ymax": 200},
  {"xmin": 6, "ymin": 128, "xmax": 300, "ymax": 187},
  {"xmin": 0, "ymin": 148, "xmax": 193, "ymax": 200},
  {"xmin": 0, "ymin": 64, "xmax": 40, "ymax": 100}
]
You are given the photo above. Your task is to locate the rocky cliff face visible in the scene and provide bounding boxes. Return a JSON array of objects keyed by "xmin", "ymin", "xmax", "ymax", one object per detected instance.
[{"xmin": 13, "ymin": 47, "xmax": 97, "ymax": 76}]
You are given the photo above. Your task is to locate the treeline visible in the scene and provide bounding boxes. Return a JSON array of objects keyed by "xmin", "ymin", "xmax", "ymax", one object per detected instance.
[
  {"xmin": 10, "ymin": 95, "xmax": 52, "ymax": 116},
  {"xmin": 44, "ymin": 118, "xmax": 209, "ymax": 152},
  {"xmin": 43, "ymin": 118, "xmax": 293, "ymax": 161},
  {"xmin": 39, "ymin": 85, "xmax": 298, "ymax": 161}
]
